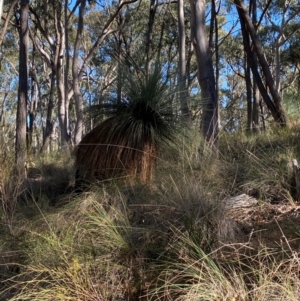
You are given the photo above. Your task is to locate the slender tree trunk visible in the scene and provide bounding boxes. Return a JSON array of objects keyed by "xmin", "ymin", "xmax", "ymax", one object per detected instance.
[
  {"xmin": 245, "ymin": 57, "xmax": 252, "ymax": 131},
  {"xmin": 272, "ymin": 2, "xmax": 293, "ymax": 93},
  {"xmin": 212, "ymin": 0, "xmax": 220, "ymax": 128},
  {"xmin": 259, "ymin": 99, "xmax": 265, "ymax": 130},
  {"xmin": 65, "ymin": 0, "xmax": 71, "ymax": 142},
  {"xmin": 73, "ymin": 0, "xmax": 86, "ymax": 146},
  {"xmin": 0, "ymin": 87, "xmax": 8, "ymax": 124},
  {"xmin": 244, "ymin": 0, "xmax": 252, "ymax": 132},
  {"xmin": 48, "ymin": 1, "xmax": 69, "ymax": 149},
  {"xmin": 57, "ymin": 54, "xmax": 69, "ymax": 148},
  {"xmin": 28, "ymin": 77, "xmax": 37, "ymax": 153},
  {"xmin": 156, "ymin": 3, "xmax": 168, "ymax": 64},
  {"xmin": 236, "ymin": 3, "xmax": 285, "ymax": 126},
  {"xmin": 16, "ymin": 0, "xmax": 29, "ymax": 177},
  {"xmin": 116, "ymin": 4, "xmax": 123, "ymax": 106},
  {"xmin": 27, "ymin": 45, "xmax": 38, "ymax": 153},
  {"xmin": 30, "ymin": 1, "xmax": 69, "ymax": 149},
  {"xmin": 56, "ymin": 21, "xmax": 69, "ymax": 148},
  {"xmin": 252, "ymin": 83, "xmax": 260, "ymax": 131},
  {"xmin": 146, "ymin": 0, "xmax": 156, "ymax": 74},
  {"xmin": 117, "ymin": 46, "xmax": 122, "ymax": 106},
  {"xmin": 190, "ymin": 0, "xmax": 218, "ymax": 147},
  {"xmin": 41, "ymin": 70, "xmax": 55, "ymax": 153},
  {"xmin": 0, "ymin": 0, "xmax": 3, "ymax": 22},
  {"xmin": 251, "ymin": 0, "xmax": 260, "ymax": 131},
  {"xmin": 234, "ymin": 0, "xmax": 287, "ymax": 125},
  {"xmin": 178, "ymin": 0, "xmax": 190, "ymax": 121}
]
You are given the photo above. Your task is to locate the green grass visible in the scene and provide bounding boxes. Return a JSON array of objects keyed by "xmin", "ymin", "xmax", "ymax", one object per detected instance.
[{"xmin": 1, "ymin": 126, "xmax": 300, "ymax": 300}]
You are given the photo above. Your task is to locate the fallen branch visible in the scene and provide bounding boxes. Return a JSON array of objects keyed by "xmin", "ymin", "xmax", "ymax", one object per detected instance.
[{"xmin": 292, "ymin": 159, "xmax": 300, "ymax": 201}]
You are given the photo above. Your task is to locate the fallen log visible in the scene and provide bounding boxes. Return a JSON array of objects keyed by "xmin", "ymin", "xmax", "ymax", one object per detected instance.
[{"xmin": 224, "ymin": 194, "xmax": 258, "ymax": 211}]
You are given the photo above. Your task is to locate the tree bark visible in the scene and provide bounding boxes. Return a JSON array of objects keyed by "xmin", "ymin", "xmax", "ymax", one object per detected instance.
[
  {"xmin": 73, "ymin": 0, "xmax": 86, "ymax": 146},
  {"xmin": 40, "ymin": 69, "xmax": 55, "ymax": 153},
  {"xmin": 116, "ymin": 5, "xmax": 123, "ymax": 106},
  {"xmin": 212, "ymin": 0, "xmax": 220, "ymax": 127},
  {"xmin": 252, "ymin": 83, "xmax": 260, "ymax": 131},
  {"xmin": 250, "ymin": 0, "xmax": 260, "ymax": 131},
  {"xmin": 178, "ymin": 0, "xmax": 190, "ymax": 121},
  {"xmin": 245, "ymin": 56, "xmax": 252, "ymax": 132},
  {"xmin": 64, "ymin": 0, "xmax": 71, "ymax": 143},
  {"xmin": 0, "ymin": 0, "xmax": 3, "ymax": 22},
  {"xmin": 146, "ymin": 0, "xmax": 157, "ymax": 74},
  {"xmin": 28, "ymin": 46, "xmax": 38, "ymax": 153},
  {"xmin": 54, "ymin": 4, "xmax": 69, "ymax": 149},
  {"xmin": 292, "ymin": 159, "xmax": 300, "ymax": 201},
  {"xmin": 234, "ymin": 0, "xmax": 287, "ymax": 126},
  {"xmin": 57, "ymin": 47, "xmax": 69, "ymax": 149},
  {"xmin": 16, "ymin": 0, "xmax": 29, "ymax": 177},
  {"xmin": 190, "ymin": 0, "xmax": 218, "ymax": 147}
]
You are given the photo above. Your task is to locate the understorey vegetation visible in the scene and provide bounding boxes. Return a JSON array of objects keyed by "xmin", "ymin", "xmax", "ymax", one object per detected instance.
[{"xmin": 1, "ymin": 126, "xmax": 300, "ymax": 301}]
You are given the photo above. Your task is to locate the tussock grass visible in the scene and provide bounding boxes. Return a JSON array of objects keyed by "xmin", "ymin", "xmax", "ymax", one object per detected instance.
[
  {"xmin": 1, "ymin": 127, "xmax": 300, "ymax": 300},
  {"xmin": 147, "ymin": 229, "xmax": 300, "ymax": 301},
  {"xmin": 0, "ymin": 189, "xmax": 145, "ymax": 301}
]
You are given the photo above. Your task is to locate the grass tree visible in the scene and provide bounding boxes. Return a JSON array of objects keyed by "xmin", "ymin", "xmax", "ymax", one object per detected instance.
[{"xmin": 75, "ymin": 65, "xmax": 175, "ymax": 186}]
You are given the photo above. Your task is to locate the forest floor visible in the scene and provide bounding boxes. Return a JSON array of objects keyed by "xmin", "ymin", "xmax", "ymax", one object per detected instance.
[
  {"xmin": 229, "ymin": 199, "xmax": 300, "ymax": 249},
  {"xmin": 1, "ymin": 127, "xmax": 300, "ymax": 300}
]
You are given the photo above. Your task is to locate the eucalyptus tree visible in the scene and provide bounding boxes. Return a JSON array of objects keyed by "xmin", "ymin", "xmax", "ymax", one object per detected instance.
[
  {"xmin": 234, "ymin": 0, "xmax": 287, "ymax": 126},
  {"xmin": 177, "ymin": 0, "xmax": 190, "ymax": 121},
  {"xmin": 190, "ymin": 0, "xmax": 218, "ymax": 146},
  {"xmin": 71, "ymin": 0, "xmax": 140, "ymax": 145},
  {"xmin": 72, "ymin": 0, "xmax": 86, "ymax": 146},
  {"xmin": 218, "ymin": 32, "xmax": 248, "ymax": 131},
  {"xmin": 278, "ymin": 29, "xmax": 300, "ymax": 123},
  {"xmin": 248, "ymin": 0, "xmax": 260, "ymax": 132},
  {"xmin": 40, "ymin": 60, "xmax": 57, "ymax": 153},
  {"xmin": 0, "ymin": 2, "xmax": 19, "ymax": 153},
  {"xmin": 0, "ymin": 0, "xmax": 3, "ymax": 21},
  {"xmin": 15, "ymin": 0, "xmax": 29, "ymax": 177},
  {"xmin": 29, "ymin": 1, "xmax": 71, "ymax": 149},
  {"xmin": 146, "ymin": 0, "xmax": 157, "ymax": 74},
  {"xmin": 281, "ymin": 29, "xmax": 300, "ymax": 97},
  {"xmin": 263, "ymin": 0, "xmax": 300, "ymax": 94},
  {"xmin": 84, "ymin": 0, "xmax": 184, "ymax": 127}
]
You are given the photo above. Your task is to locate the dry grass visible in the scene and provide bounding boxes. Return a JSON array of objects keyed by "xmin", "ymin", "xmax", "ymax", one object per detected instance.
[
  {"xmin": 147, "ymin": 231, "xmax": 300, "ymax": 301},
  {"xmin": 1, "ymin": 127, "xmax": 300, "ymax": 300}
]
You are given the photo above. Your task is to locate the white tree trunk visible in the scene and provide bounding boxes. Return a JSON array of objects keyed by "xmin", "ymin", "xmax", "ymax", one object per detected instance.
[
  {"xmin": 73, "ymin": 0, "xmax": 86, "ymax": 146},
  {"xmin": 0, "ymin": 0, "xmax": 3, "ymax": 22},
  {"xmin": 190, "ymin": 0, "xmax": 218, "ymax": 146}
]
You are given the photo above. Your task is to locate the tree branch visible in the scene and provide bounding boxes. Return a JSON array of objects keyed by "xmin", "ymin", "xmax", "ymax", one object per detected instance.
[
  {"xmin": 29, "ymin": 7, "xmax": 55, "ymax": 48},
  {"xmin": 0, "ymin": 0, "xmax": 18, "ymax": 48},
  {"xmin": 79, "ymin": 0, "xmax": 139, "ymax": 79}
]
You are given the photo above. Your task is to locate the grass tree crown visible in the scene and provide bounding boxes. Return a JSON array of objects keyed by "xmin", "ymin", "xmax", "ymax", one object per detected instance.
[{"xmin": 75, "ymin": 64, "xmax": 177, "ymax": 185}]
